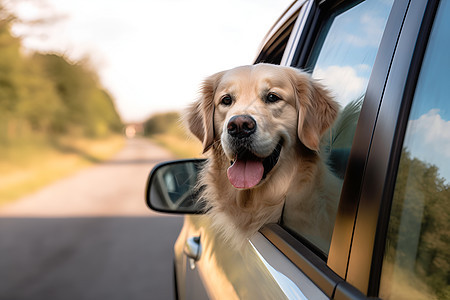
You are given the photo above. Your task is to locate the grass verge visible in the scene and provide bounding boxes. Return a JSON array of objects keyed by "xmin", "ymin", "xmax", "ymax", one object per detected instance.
[
  {"xmin": 150, "ymin": 133, "xmax": 203, "ymax": 159},
  {"xmin": 0, "ymin": 135, "xmax": 125, "ymax": 205},
  {"xmin": 143, "ymin": 111, "xmax": 203, "ymax": 159}
]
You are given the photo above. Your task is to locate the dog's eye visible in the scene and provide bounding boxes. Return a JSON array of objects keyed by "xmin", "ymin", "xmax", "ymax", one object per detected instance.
[
  {"xmin": 266, "ymin": 92, "xmax": 281, "ymax": 103},
  {"xmin": 220, "ymin": 95, "xmax": 233, "ymax": 106}
]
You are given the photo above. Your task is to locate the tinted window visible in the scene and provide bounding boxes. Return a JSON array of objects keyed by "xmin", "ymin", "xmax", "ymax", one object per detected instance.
[
  {"xmin": 379, "ymin": 1, "xmax": 450, "ymax": 298},
  {"xmin": 310, "ymin": 1, "xmax": 393, "ymax": 107},
  {"xmin": 282, "ymin": 0, "xmax": 394, "ymax": 255}
]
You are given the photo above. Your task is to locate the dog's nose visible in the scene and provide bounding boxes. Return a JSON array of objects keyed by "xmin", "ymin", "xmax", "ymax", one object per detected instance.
[{"xmin": 227, "ymin": 115, "xmax": 257, "ymax": 138}]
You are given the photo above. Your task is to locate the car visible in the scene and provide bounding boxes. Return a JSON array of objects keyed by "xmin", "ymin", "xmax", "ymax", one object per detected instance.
[{"xmin": 146, "ymin": 0, "xmax": 450, "ymax": 299}]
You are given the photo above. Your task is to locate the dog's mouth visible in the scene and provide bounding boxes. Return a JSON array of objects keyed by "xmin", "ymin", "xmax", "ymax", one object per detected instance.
[{"xmin": 227, "ymin": 139, "xmax": 283, "ymax": 189}]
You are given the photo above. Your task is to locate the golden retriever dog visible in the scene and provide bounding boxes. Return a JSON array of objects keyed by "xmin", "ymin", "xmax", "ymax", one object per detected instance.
[{"xmin": 185, "ymin": 63, "xmax": 341, "ymax": 250}]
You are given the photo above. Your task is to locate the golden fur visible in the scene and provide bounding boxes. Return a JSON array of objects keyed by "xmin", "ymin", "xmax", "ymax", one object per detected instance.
[{"xmin": 185, "ymin": 64, "xmax": 340, "ymax": 249}]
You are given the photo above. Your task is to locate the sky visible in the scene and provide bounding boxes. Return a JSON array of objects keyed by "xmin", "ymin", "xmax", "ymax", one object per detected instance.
[
  {"xmin": 402, "ymin": 0, "xmax": 450, "ymax": 183},
  {"xmin": 9, "ymin": 0, "xmax": 292, "ymax": 123},
  {"xmin": 311, "ymin": 0, "xmax": 393, "ymax": 107}
]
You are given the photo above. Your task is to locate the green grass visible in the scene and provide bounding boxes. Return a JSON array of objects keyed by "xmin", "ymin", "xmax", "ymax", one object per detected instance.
[
  {"xmin": 0, "ymin": 135, "xmax": 125, "ymax": 204},
  {"xmin": 145, "ymin": 114, "xmax": 203, "ymax": 159},
  {"xmin": 150, "ymin": 133, "xmax": 203, "ymax": 159}
]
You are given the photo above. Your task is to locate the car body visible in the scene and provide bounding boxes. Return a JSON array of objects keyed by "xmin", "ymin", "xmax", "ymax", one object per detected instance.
[{"xmin": 147, "ymin": 0, "xmax": 450, "ymax": 299}]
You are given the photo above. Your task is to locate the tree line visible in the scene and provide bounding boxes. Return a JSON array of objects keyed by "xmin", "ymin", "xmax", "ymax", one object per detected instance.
[
  {"xmin": 143, "ymin": 111, "xmax": 180, "ymax": 136},
  {"xmin": 385, "ymin": 149, "xmax": 449, "ymax": 298},
  {"xmin": 0, "ymin": 5, "xmax": 122, "ymax": 143}
]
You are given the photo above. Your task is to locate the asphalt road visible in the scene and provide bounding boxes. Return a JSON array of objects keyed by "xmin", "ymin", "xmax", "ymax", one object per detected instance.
[{"xmin": 0, "ymin": 138, "xmax": 184, "ymax": 300}]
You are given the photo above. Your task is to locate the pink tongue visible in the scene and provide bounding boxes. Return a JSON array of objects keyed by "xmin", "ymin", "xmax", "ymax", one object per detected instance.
[{"xmin": 227, "ymin": 159, "xmax": 264, "ymax": 189}]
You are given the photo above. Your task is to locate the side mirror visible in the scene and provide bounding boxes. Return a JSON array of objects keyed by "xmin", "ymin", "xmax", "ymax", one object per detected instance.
[{"xmin": 146, "ymin": 159, "xmax": 206, "ymax": 214}]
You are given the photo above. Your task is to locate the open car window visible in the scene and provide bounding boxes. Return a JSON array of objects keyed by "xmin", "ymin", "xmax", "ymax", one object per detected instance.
[{"xmin": 255, "ymin": 4, "xmax": 302, "ymax": 65}]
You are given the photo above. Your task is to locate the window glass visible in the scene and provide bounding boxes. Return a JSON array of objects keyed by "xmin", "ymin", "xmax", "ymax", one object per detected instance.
[
  {"xmin": 310, "ymin": 1, "xmax": 393, "ymax": 107},
  {"xmin": 282, "ymin": 0, "xmax": 394, "ymax": 255},
  {"xmin": 379, "ymin": 1, "xmax": 450, "ymax": 299}
]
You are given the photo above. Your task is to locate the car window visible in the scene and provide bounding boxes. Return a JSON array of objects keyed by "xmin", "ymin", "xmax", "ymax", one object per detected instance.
[
  {"xmin": 379, "ymin": 1, "xmax": 450, "ymax": 299},
  {"xmin": 282, "ymin": 0, "xmax": 394, "ymax": 255}
]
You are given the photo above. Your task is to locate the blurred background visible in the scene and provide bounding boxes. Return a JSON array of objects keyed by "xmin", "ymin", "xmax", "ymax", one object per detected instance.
[
  {"xmin": 0, "ymin": 0, "xmax": 291, "ymax": 202},
  {"xmin": 0, "ymin": 0, "xmax": 291, "ymax": 299}
]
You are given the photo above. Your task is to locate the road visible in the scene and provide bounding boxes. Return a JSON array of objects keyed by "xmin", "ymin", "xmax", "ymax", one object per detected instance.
[{"xmin": 0, "ymin": 138, "xmax": 184, "ymax": 300}]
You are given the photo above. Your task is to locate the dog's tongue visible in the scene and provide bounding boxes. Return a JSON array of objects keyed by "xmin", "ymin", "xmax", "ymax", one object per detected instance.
[{"xmin": 227, "ymin": 159, "xmax": 264, "ymax": 189}]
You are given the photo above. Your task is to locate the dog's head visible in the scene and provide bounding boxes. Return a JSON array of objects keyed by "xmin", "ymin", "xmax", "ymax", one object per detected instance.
[{"xmin": 186, "ymin": 64, "xmax": 338, "ymax": 189}]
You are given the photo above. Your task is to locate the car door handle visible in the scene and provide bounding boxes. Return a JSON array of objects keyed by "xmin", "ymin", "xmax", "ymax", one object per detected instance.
[{"xmin": 184, "ymin": 236, "xmax": 202, "ymax": 261}]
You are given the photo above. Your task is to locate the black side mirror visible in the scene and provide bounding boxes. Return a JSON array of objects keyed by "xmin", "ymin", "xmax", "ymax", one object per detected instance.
[{"xmin": 146, "ymin": 159, "xmax": 206, "ymax": 214}]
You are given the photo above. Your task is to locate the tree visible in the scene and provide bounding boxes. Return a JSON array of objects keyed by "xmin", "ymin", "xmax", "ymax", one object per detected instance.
[
  {"xmin": 143, "ymin": 112, "xmax": 180, "ymax": 136},
  {"xmin": 0, "ymin": 2, "xmax": 123, "ymax": 140}
]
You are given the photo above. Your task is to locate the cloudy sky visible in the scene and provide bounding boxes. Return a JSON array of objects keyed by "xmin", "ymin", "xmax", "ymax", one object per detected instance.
[
  {"xmin": 403, "ymin": 1, "xmax": 450, "ymax": 183},
  {"xmin": 10, "ymin": 0, "xmax": 292, "ymax": 122}
]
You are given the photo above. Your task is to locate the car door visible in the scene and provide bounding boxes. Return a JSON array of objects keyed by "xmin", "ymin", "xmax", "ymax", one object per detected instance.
[
  {"xmin": 171, "ymin": 0, "xmax": 449, "ymax": 299},
  {"xmin": 258, "ymin": 0, "xmax": 401, "ymax": 297},
  {"xmin": 344, "ymin": 0, "xmax": 450, "ymax": 298}
]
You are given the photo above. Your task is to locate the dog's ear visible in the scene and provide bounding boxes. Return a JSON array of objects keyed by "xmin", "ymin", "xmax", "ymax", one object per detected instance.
[
  {"xmin": 291, "ymin": 70, "xmax": 339, "ymax": 151},
  {"xmin": 185, "ymin": 71, "xmax": 224, "ymax": 153}
]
